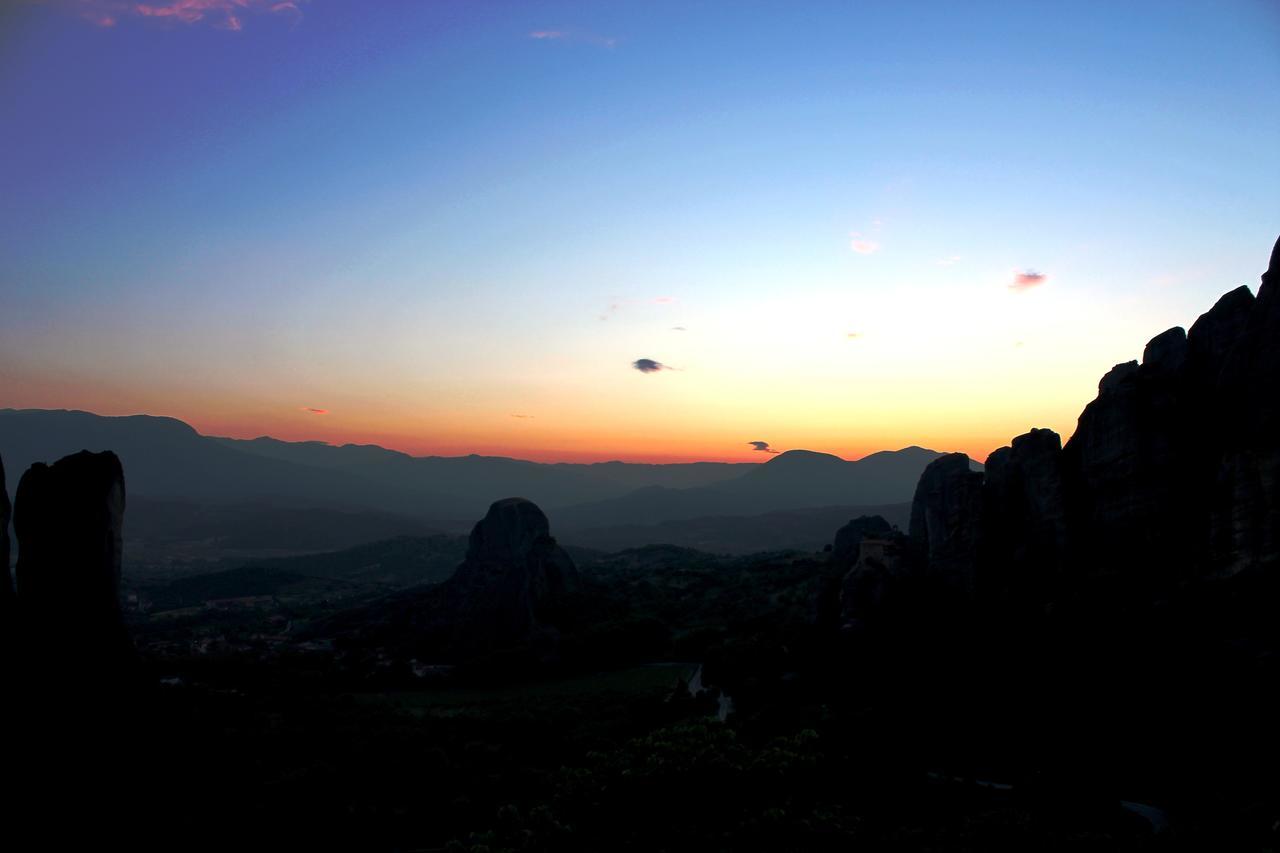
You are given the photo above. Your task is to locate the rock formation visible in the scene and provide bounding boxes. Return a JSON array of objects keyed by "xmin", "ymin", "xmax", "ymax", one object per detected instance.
[
  {"xmin": 908, "ymin": 453, "xmax": 984, "ymax": 595},
  {"xmin": 1, "ymin": 453, "xmax": 12, "ymax": 630},
  {"xmin": 13, "ymin": 450, "xmax": 132, "ymax": 672},
  {"xmin": 446, "ymin": 497, "xmax": 578, "ymax": 656},
  {"xmin": 839, "ymin": 533, "xmax": 909, "ymax": 625},
  {"xmin": 981, "ymin": 428, "xmax": 1069, "ymax": 602},
  {"xmin": 829, "ymin": 514, "xmax": 894, "ymax": 572},
  {"xmin": 886, "ymin": 235, "xmax": 1280, "ymax": 617}
]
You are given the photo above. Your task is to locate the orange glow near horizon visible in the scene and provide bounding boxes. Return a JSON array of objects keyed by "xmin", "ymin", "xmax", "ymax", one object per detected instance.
[
  {"xmin": 2, "ymin": 379, "xmax": 1080, "ymax": 466},
  {"xmin": 1, "ymin": 228, "xmax": 1257, "ymax": 468}
]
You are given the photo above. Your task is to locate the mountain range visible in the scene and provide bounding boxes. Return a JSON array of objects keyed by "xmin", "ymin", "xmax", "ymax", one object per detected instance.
[{"xmin": 0, "ymin": 408, "xmax": 972, "ymax": 562}]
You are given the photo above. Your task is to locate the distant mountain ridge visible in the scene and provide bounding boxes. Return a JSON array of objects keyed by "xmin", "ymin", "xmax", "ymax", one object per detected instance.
[
  {"xmin": 556, "ymin": 446, "xmax": 980, "ymax": 530},
  {"xmin": 1, "ymin": 408, "xmax": 974, "ymax": 559}
]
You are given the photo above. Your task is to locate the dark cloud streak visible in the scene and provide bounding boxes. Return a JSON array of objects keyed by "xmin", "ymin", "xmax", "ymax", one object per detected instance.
[{"xmin": 632, "ymin": 358, "xmax": 668, "ymax": 374}]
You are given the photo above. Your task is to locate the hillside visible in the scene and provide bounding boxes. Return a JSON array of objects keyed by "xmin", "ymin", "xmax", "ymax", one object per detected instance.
[
  {"xmin": 3, "ymin": 409, "xmax": 962, "ymax": 558},
  {"xmin": 557, "ymin": 447, "xmax": 979, "ymax": 529}
]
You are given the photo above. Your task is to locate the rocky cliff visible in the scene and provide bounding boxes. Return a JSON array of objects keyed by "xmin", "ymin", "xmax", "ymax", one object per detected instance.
[
  {"xmin": 1062, "ymin": 236, "xmax": 1280, "ymax": 586},
  {"xmin": 879, "ymin": 235, "xmax": 1280, "ymax": 616},
  {"xmin": 446, "ymin": 497, "xmax": 579, "ymax": 656},
  {"xmin": 1, "ymin": 454, "xmax": 12, "ymax": 633},
  {"xmin": 9, "ymin": 450, "xmax": 132, "ymax": 674}
]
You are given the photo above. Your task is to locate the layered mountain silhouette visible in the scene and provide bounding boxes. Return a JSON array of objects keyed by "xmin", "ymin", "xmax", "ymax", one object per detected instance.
[
  {"xmin": 555, "ymin": 446, "xmax": 979, "ymax": 530},
  {"xmin": 2, "ymin": 408, "xmax": 966, "ymax": 560}
]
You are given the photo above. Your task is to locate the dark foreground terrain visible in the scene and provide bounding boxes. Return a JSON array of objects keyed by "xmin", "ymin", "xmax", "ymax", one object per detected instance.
[{"xmin": 3, "ymin": 239, "xmax": 1280, "ymax": 850}]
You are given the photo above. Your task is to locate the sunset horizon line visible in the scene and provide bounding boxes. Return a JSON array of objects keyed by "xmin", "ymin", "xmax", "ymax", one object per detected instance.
[{"xmin": 2, "ymin": 404, "xmax": 1009, "ymax": 468}]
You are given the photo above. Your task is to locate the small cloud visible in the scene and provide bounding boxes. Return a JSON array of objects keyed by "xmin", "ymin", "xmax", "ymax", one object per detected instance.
[
  {"xmin": 671, "ymin": 326, "xmax": 687, "ymax": 332},
  {"xmin": 529, "ymin": 29, "xmax": 616, "ymax": 48},
  {"xmin": 653, "ymin": 296, "xmax": 678, "ymax": 304},
  {"xmin": 598, "ymin": 301, "xmax": 620, "ymax": 321},
  {"xmin": 850, "ymin": 234, "xmax": 880, "ymax": 255},
  {"xmin": 77, "ymin": 0, "xmax": 306, "ymax": 29},
  {"xmin": 300, "ymin": 407, "xmax": 329, "ymax": 415},
  {"xmin": 849, "ymin": 218, "xmax": 883, "ymax": 255},
  {"xmin": 632, "ymin": 358, "xmax": 669, "ymax": 374},
  {"xmin": 846, "ymin": 332, "xmax": 862, "ymax": 340},
  {"xmin": 1009, "ymin": 270, "xmax": 1048, "ymax": 291},
  {"xmin": 937, "ymin": 255, "xmax": 962, "ymax": 267},
  {"xmin": 748, "ymin": 441, "xmax": 779, "ymax": 454},
  {"xmin": 510, "ymin": 413, "xmax": 535, "ymax": 419}
]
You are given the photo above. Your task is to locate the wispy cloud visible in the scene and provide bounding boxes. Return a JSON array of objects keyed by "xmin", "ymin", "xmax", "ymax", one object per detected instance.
[
  {"xmin": 671, "ymin": 326, "xmax": 687, "ymax": 332},
  {"xmin": 74, "ymin": 0, "xmax": 305, "ymax": 29},
  {"xmin": 846, "ymin": 332, "xmax": 862, "ymax": 340},
  {"xmin": 599, "ymin": 296, "xmax": 677, "ymax": 320},
  {"xmin": 529, "ymin": 28, "xmax": 617, "ymax": 48},
  {"xmin": 510, "ymin": 413, "xmax": 535, "ymax": 419},
  {"xmin": 849, "ymin": 217, "xmax": 883, "ymax": 255},
  {"xmin": 748, "ymin": 441, "xmax": 779, "ymax": 454},
  {"xmin": 937, "ymin": 255, "xmax": 962, "ymax": 267},
  {"xmin": 849, "ymin": 235, "xmax": 880, "ymax": 255},
  {"xmin": 632, "ymin": 358, "xmax": 670, "ymax": 374},
  {"xmin": 299, "ymin": 407, "xmax": 329, "ymax": 415},
  {"xmin": 1009, "ymin": 270, "xmax": 1048, "ymax": 291}
]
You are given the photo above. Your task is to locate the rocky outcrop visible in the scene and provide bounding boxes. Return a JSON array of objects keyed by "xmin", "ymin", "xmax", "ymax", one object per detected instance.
[
  {"xmin": 827, "ymin": 514, "xmax": 895, "ymax": 628},
  {"xmin": 909, "ymin": 453, "xmax": 984, "ymax": 595},
  {"xmin": 839, "ymin": 534, "xmax": 909, "ymax": 625},
  {"xmin": 1205, "ymin": 236, "xmax": 1280, "ymax": 576},
  {"xmin": 888, "ymin": 236, "xmax": 1280, "ymax": 616},
  {"xmin": 1062, "ymin": 324, "xmax": 1201, "ymax": 586},
  {"xmin": 1, "ymin": 453, "xmax": 12, "ymax": 630},
  {"xmin": 446, "ymin": 497, "xmax": 578, "ymax": 656},
  {"xmin": 980, "ymin": 428, "xmax": 1068, "ymax": 602},
  {"xmin": 13, "ymin": 450, "xmax": 132, "ymax": 670},
  {"xmin": 830, "ymin": 514, "xmax": 894, "ymax": 572}
]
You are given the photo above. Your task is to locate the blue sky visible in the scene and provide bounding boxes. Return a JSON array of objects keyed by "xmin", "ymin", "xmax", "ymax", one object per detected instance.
[{"xmin": 2, "ymin": 0, "xmax": 1278, "ymax": 461}]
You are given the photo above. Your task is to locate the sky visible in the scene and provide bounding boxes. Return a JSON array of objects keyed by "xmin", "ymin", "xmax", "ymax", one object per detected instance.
[{"xmin": 2, "ymin": 0, "xmax": 1278, "ymax": 463}]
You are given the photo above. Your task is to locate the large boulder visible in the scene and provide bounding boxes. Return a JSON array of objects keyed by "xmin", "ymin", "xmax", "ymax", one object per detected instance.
[
  {"xmin": 826, "ymin": 514, "xmax": 895, "ymax": 628},
  {"xmin": 908, "ymin": 453, "xmax": 984, "ymax": 595},
  {"xmin": 829, "ymin": 514, "xmax": 894, "ymax": 572},
  {"xmin": 839, "ymin": 534, "xmax": 909, "ymax": 625},
  {"xmin": 1061, "ymin": 326, "xmax": 1199, "ymax": 585},
  {"xmin": 1, "ymin": 453, "xmax": 12, "ymax": 631},
  {"xmin": 446, "ymin": 497, "xmax": 578, "ymax": 655},
  {"xmin": 981, "ymin": 429, "xmax": 1069, "ymax": 603},
  {"xmin": 1207, "ymin": 235, "xmax": 1280, "ymax": 575},
  {"xmin": 13, "ymin": 450, "xmax": 131, "ymax": 669}
]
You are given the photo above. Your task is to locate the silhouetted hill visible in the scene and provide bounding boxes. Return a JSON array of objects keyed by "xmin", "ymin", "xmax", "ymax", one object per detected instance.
[
  {"xmin": 244, "ymin": 534, "xmax": 469, "ymax": 587},
  {"xmin": 133, "ymin": 534, "xmax": 470, "ymax": 609},
  {"xmin": 1, "ymin": 410, "xmax": 754, "ymax": 529},
  {"xmin": 559, "ymin": 503, "xmax": 910, "ymax": 554},
  {"xmin": 0, "ymin": 409, "xmax": 452, "ymax": 516},
  {"xmin": 125, "ymin": 499, "xmax": 446, "ymax": 572},
  {"xmin": 3, "ymin": 409, "xmax": 955, "ymax": 557},
  {"xmin": 558, "ymin": 447, "xmax": 979, "ymax": 529},
  {"xmin": 216, "ymin": 435, "xmax": 752, "ymax": 505}
]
